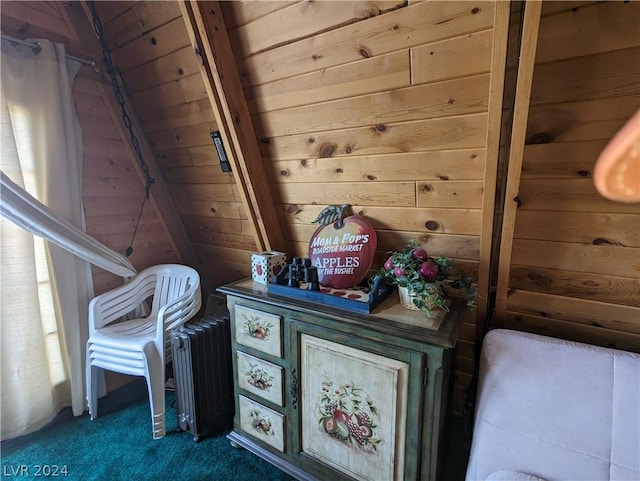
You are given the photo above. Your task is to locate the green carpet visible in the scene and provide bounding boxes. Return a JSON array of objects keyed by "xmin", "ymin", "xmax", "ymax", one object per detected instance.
[
  {"xmin": 1, "ymin": 379, "xmax": 295, "ymax": 481},
  {"xmin": 1, "ymin": 378, "xmax": 468, "ymax": 480}
]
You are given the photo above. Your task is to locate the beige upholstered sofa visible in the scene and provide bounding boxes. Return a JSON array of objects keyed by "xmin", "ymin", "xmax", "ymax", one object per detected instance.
[{"xmin": 466, "ymin": 329, "xmax": 640, "ymax": 481}]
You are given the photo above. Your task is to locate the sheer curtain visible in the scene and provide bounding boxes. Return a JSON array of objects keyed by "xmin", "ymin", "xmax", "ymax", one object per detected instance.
[{"xmin": 1, "ymin": 38, "xmax": 91, "ymax": 439}]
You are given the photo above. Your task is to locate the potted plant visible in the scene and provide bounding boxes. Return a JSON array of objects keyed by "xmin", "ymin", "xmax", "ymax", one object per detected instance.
[{"xmin": 373, "ymin": 241, "xmax": 474, "ymax": 318}]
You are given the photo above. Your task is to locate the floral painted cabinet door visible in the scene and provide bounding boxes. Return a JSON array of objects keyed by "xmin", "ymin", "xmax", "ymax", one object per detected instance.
[{"xmin": 300, "ymin": 334, "xmax": 409, "ymax": 481}]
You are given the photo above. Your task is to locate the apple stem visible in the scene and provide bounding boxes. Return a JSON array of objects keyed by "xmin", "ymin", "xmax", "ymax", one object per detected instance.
[{"xmin": 335, "ymin": 204, "xmax": 350, "ymax": 228}]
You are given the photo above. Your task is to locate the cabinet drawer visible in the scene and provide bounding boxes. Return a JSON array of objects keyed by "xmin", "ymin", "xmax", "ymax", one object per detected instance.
[
  {"xmin": 237, "ymin": 351, "xmax": 284, "ymax": 406},
  {"xmin": 234, "ymin": 305, "xmax": 283, "ymax": 357},
  {"xmin": 239, "ymin": 395, "xmax": 285, "ymax": 452}
]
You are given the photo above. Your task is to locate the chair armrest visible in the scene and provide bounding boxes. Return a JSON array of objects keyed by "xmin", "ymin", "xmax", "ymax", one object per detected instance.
[
  {"xmin": 156, "ymin": 282, "xmax": 202, "ymax": 339},
  {"xmin": 89, "ymin": 273, "xmax": 156, "ymax": 332}
]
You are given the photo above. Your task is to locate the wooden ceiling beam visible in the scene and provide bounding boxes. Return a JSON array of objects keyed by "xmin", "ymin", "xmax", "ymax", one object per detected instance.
[{"xmin": 179, "ymin": 0, "xmax": 285, "ymax": 254}]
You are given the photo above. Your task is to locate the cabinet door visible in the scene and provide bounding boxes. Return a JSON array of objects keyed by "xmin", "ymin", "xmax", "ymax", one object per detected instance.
[{"xmin": 293, "ymin": 323, "xmax": 418, "ymax": 481}]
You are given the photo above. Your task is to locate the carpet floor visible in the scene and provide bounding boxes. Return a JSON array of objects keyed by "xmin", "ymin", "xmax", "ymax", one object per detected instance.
[{"xmin": 1, "ymin": 379, "xmax": 468, "ymax": 480}]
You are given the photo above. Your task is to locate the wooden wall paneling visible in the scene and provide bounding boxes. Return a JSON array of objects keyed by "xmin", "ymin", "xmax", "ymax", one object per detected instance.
[
  {"xmin": 535, "ymin": 1, "xmax": 640, "ymax": 64},
  {"xmin": 188, "ymin": 230, "xmax": 256, "ymax": 254},
  {"xmin": 275, "ymin": 182, "xmax": 416, "ymax": 207},
  {"xmin": 539, "ymin": 1, "xmax": 596, "ymax": 17},
  {"xmin": 131, "ymin": 73, "xmax": 208, "ymax": 115},
  {"xmin": 85, "ymin": 211, "xmax": 160, "ymax": 237},
  {"xmin": 95, "ymin": 81, "xmax": 202, "ymax": 270},
  {"xmin": 378, "ymin": 231, "xmax": 481, "ymax": 261},
  {"xmin": 92, "ymin": 2, "xmax": 136, "ymax": 25},
  {"xmin": 530, "ymin": 47, "xmax": 640, "ymax": 106},
  {"xmin": 160, "ymin": 164, "xmax": 234, "ymax": 186},
  {"xmin": 137, "ymin": 99, "xmax": 215, "ymax": 133},
  {"xmin": 500, "ymin": 311, "xmax": 640, "ymax": 353},
  {"xmin": 410, "ymin": 28, "xmax": 493, "ymax": 85},
  {"xmin": 526, "ymin": 96, "xmax": 640, "ymax": 145},
  {"xmin": 146, "ymin": 121, "xmax": 216, "ymax": 152},
  {"xmin": 476, "ymin": 0, "xmax": 510, "ymax": 335},
  {"xmin": 82, "ymin": 195, "xmax": 142, "ymax": 218},
  {"xmin": 101, "ymin": 1, "xmax": 182, "ymax": 49},
  {"xmin": 246, "ymin": 51, "xmax": 411, "ymax": 114},
  {"xmin": 514, "ymin": 210, "xmax": 640, "ymax": 247},
  {"xmin": 255, "ymin": 73, "xmax": 490, "ymax": 138},
  {"xmin": 220, "ymin": 1, "xmax": 299, "ymax": 29},
  {"xmin": 240, "ymin": 1, "xmax": 496, "ymax": 87},
  {"xmin": 517, "ymin": 179, "xmax": 640, "ymax": 214},
  {"xmin": 110, "ymin": 17, "xmax": 191, "ymax": 73},
  {"xmin": 511, "ymin": 239, "xmax": 639, "ymax": 279},
  {"xmin": 506, "ymin": 290, "xmax": 640, "ymax": 335},
  {"xmin": 180, "ymin": 0, "xmax": 286, "ymax": 254},
  {"xmin": 494, "ymin": 0, "xmax": 542, "ymax": 320},
  {"xmin": 260, "ymin": 113, "xmax": 489, "ymax": 160},
  {"xmin": 75, "ymin": 80, "xmax": 179, "ymax": 294},
  {"xmin": 270, "ymin": 149, "xmax": 486, "ymax": 183},
  {"xmin": 155, "ymin": 144, "xmax": 219, "ymax": 169},
  {"xmin": 83, "ymin": 171, "xmax": 143, "ymax": 198},
  {"xmin": 197, "ymin": 258, "xmax": 252, "ymax": 287},
  {"xmin": 508, "ymin": 265, "xmax": 640, "ymax": 308},
  {"xmin": 182, "ymin": 215, "xmax": 254, "ymax": 242},
  {"xmin": 416, "ymin": 181, "xmax": 485, "ymax": 209},
  {"xmin": 495, "ymin": 0, "xmax": 640, "ymax": 350},
  {"xmin": 121, "ymin": 46, "xmax": 202, "ymax": 94},
  {"xmin": 168, "ymin": 182, "xmax": 237, "ymax": 204},
  {"xmin": 172, "ymin": 199, "xmax": 244, "ymax": 220},
  {"xmin": 522, "ymin": 140, "xmax": 610, "ymax": 178},
  {"xmin": 228, "ymin": 0, "xmax": 406, "ymax": 57}
]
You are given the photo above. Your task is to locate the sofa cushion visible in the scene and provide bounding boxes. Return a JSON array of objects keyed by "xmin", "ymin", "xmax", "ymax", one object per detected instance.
[{"xmin": 465, "ymin": 329, "xmax": 640, "ymax": 481}]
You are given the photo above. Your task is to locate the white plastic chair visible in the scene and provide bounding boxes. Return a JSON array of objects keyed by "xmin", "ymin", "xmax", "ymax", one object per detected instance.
[{"xmin": 86, "ymin": 264, "xmax": 202, "ymax": 439}]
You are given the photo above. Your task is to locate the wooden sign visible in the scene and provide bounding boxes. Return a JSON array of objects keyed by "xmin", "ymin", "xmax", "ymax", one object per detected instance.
[{"xmin": 308, "ymin": 211, "xmax": 377, "ymax": 289}]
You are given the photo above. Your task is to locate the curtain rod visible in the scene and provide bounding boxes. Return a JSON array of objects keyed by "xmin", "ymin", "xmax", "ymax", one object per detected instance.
[{"xmin": 0, "ymin": 33, "xmax": 97, "ymax": 68}]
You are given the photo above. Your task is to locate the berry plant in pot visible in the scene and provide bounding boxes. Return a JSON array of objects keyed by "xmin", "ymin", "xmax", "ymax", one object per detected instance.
[{"xmin": 374, "ymin": 241, "xmax": 474, "ymax": 318}]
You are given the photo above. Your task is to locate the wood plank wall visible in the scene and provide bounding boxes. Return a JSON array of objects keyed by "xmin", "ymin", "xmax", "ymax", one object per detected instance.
[
  {"xmin": 220, "ymin": 0, "xmax": 506, "ymax": 415},
  {"xmin": 96, "ymin": 0, "xmax": 258, "ymax": 288},
  {"xmin": 75, "ymin": 74, "xmax": 179, "ymax": 295},
  {"xmin": 495, "ymin": 1, "xmax": 640, "ymax": 352}
]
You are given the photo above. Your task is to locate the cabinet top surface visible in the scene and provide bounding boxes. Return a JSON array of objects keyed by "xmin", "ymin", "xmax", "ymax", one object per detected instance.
[{"xmin": 218, "ymin": 279, "xmax": 464, "ymax": 348}]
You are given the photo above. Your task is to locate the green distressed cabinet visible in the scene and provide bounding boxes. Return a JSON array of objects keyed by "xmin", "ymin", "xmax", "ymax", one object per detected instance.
[{"xmin": 218, "ymin": 279, "xmax": 463, "ymax": 481}]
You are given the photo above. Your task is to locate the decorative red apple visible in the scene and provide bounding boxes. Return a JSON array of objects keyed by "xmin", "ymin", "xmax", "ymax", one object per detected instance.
[
  {"xmin": 418, "ymin": 261, "xmax": 439, "ymax": 281},
  {"xmin": 394, "ymin": 266, "xmax": 405, "ymax": 278},
  {"xmin": 255, "ymin": 264, "xmax": 263, "ymax": 276},
  {"xmin": 308, "ymin": 213, "xmax": 377, "ymax": 289},
  {"xmin": 412, "ymin": 248, "xmax": 428, "ymax": 261},
  {"xmin": 384, "ymin": 256, "xmax": 394, "ymax": 271}
]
